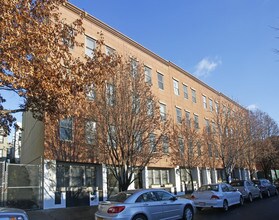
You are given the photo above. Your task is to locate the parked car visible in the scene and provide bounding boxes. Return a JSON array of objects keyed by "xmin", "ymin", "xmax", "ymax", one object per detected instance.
[
  {"xmin": 230, "ymin": 180, "xmax": 262, "ymax": 202},
  {"xmin": 95, "ymin": 189, "xmax": 195, "ymax": 220},
  {"xmin": 190, "ymin": 183, "xmax": 244, "ymax": 212},
  {"xmin": 273, "ymin": 179, "xmax": 279, "ymax": 190},
  {"xmin": 252, "ymin": 179, "xmax": 278, "ymax": 197},
  {"xmin": 0, "ymin": 207, "xmax": 29, "ymax": 220}
]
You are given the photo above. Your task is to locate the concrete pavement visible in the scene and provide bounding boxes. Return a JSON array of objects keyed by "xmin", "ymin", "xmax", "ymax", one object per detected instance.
[{"xmin": 27, "ymin": 206, "xmax": 98, "ymax": 220}]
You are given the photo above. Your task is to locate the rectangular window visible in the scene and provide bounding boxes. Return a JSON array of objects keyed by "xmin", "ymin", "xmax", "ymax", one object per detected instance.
[
  {"xmin": 178, "ymin": 137, "xmax": 184, "ymax": 154},
  {"xmin": 157, "ymin": 73, "xmax": 164, "ymax": 90},
  {"xmin": 160, "ymin": 103, "xmax": 167, "ymax": 121},
  {"xmin": 144, "ymin": 66, "xmax": 152, "ymax": 85},
  {"xmin": 85, "ymin": 36, "xmax": 96, "ymax": 58},
  {"xmin": 192, "ymin": 89, "xmax": 196, "ymax": 103},
  {"xmin": 209, "ymin": 99, "xmax": 213, "ymax": 111},
  {"xmin": 194, "ymin": 114, "xmax": 199, "ymax": 129},
  {"xmin": 134, "ymin": 132, "xmax": 142, "ymax": 151},
  {"xmin": 59, "ymin": 118, "xmax": 73, "ymax": 141},
  {"xmin": 0, "ymin": 149, "xmax": 3, "ymax": 158},
  {"xmin": 132, "ymin": 94, "xmax": 140, "ymax": 114},
  {"xmin": 149, "ymin": 133, "xmax": 156, "ymax": 152},
  {"xmin": 62, "ymin": 25, "xmax": 75, "ymax": 49},
  {"xmin": 205, "ymin": 119, "xmax": 210, "ymax": 133},
  {"xmin": 105, "ymin": 45, "xmax": 115, "ymax": 55},
  {"xmin": 162, "ymin": 136, "xmax": 169, "ymax": 154},
  {"xmin": 0, "ymin": 135, "xmax": 4, "ymax": 144},
  {"xmin": 131, "ymin": 58, "xmax": 138, "ymax": 77},
  {"xmin": 202, "ymin": 95, "xmax": 207, "ymax": 109},
  {"xmin": 85, "ymin": 121, "xmax": 96, "ymax": 145},
  {"xmin": 215, "ymin": 102, "xmax": 219, "ymax": 113},
  {"xmin": 208, "ymin": 144, "xmax": 213, "ymax": 157},
  {"xmin": 173, "ymin": 79, "xmax": 179, "ymax": 96},
  {"xmin": 86, "ymin": 84, "xmax": 95, "ymax": 101},
  {"xmin": 176, "ymin": 107, "xmax": 182, "ymax": 124},
  {"xmin": 183, "ymin": 84, "xmax": 188, "ymax": 99},
  {"xmin": 197, "ymin": 142, "xmax": 202, "ymax": 156},
  {"xmin": 106, "ymin": 83, "xmax": 115, "ymax": 106},
  {"xmin": 107, "ymin": 125, "xmax": 116, "ymax": 148},
  {"xmin": 185, "ymin": 111, "xmax": 191, "ymax": 127},
  {"xmin": 188, "ymin": 140, "xmax": 193, "ymax": 156},
  {"xmin": 147, "ymin": 99, "xmax": 154, "ymax": 116}
]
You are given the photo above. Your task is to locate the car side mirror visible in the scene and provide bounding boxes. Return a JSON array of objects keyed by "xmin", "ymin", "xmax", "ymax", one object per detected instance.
[{"xmin": 170, "ymin": 196, "xmax": 177, "ymax": 201}]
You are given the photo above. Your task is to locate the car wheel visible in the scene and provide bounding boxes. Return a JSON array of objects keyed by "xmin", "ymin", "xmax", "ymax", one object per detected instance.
[
  {"xmin": 223, "ymin": 200, "xmax": 229, "ymax": 212},
  {"xmin": 259, "ymin": 192, "xmax": 263, "ymax": 199},
  {"xmin": 248, "ymin": 193, "xmax": 253, "ymax": 203},
  {"xmin": 267, "ymin": 190, "xmax": 271, "ymax": 198},
  {"xmin": 183, "ymin": 205, "xmax": 194, "ymax": 220},
  {"xmin": 132, "ymin": 214, "xmax": 147, "ymax": 220},
  {"xmin": 239, "ymin": 196, "xmax": 244, "ymax": 206}
]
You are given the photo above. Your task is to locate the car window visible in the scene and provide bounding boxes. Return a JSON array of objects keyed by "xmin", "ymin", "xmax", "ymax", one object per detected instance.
[
  {"xmin": 155, "ymin": 191, "xmax": 173, "ymax": 201},
  {"xmin": 230, "ymin": 181, "xmax": 244, "ymax": 187},
  {"xmin": 136, "ymin": 192, "xmax": 158, "ymax": 202},
  {"xmin": 221, "ymin": 184, "xmax": 229, "ymax": 192},
  {"xmin": 227, "ymin": 184, "xmax": 235, "ymax": 192},
  {"xmin": 108, "ymin": 192, "xmax": 133, "ymax": 202},
  {"xmin": 246, "ymin": 181, "xmax": 251, "ymax": 187},
  {"xmin": 198, "ymin": 185, "xmax": 219, "ymax": 192}
]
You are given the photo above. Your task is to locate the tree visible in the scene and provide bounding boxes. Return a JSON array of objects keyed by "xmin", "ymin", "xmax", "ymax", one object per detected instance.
[
  {"xmin": 0, "ymin": 0, "xmax": 116, "ymax": 135},
  {"xmin": 87, "ymin": 58, "xmax": 169, "ymax": 192},
  {"xmin": 207, "ymin": 101, "xmax": 248, "ymax": 182},
  {"xmin": 170, "ymin": 119, "xmax": 205, "ymax": 192}
]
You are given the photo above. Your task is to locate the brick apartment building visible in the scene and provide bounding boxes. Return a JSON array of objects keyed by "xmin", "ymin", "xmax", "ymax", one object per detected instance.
[{"xmin": 21, "ymin": 2, "xmax": 251, "ymax": 209}]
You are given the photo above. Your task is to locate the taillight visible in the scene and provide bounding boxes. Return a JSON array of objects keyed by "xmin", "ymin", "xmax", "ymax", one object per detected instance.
[
  {"xmin": 107, "ymin": 206, "xmax": 125, "ymax": 214},
  {"xmin": 211, "ymin": 195, "xmax": 220, "ymax": 200}
]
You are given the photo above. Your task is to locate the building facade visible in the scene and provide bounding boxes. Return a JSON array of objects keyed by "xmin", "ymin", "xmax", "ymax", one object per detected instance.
[{"xmin": 21, "ymin": 2, "xmax": 251, "ymax": 209}]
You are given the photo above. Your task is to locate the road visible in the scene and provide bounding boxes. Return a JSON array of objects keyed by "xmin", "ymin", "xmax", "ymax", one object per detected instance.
[{"xmin": 194, "ymin": 195, "xmax": 279, "ymax": 220}]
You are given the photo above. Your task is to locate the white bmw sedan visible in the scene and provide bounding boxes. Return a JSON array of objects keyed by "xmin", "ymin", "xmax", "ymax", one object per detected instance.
[{"xmin": 191, "ymin": 183, "xmax": 244, "ymax": 211}]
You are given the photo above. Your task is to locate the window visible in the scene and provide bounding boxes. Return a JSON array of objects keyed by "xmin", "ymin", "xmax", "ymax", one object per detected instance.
[
  {"xmin": 0, "ymin": 149, "xmax": 3, "ymax": 158},
  {"xmin": 62, "ymin": 25, "xmax": 74, "ymax": 49},
  {"xmin": 178, "ymin": 137, "xmax": 184, "ymax": 154},
  {"xmin": 188, "ymin": 140, "xmax": 193, "ymax": 156},
  {"xmin": 131, "ymin": 58, "xmax": 138, "ymax": 77},
  {"xmin": 160, "ymin": 103, "xmax": 167, "ymax": 121},
  {"xmin": 183, "ymin": 84, "xmax": 188, "ymax": 99},
  {"xmin": 209, "ymin": 99, "xmax": 213, "ymax": 111},
  {"xmin": 106, "ymin": 83, "xmax": 115, "ymax": 106},
  {"xmin": 149, "ymin": 133, "xmax": 156, "ymax": 152},
  {"xmin": 132, "ymin": 94, "xmax": 140, "ymax": 114},
  {"xmin": 202, "ymin": 95, "xmax": 207, "ymax": 109},
  {"xmin": 191, "ymin": 89, "xmax": 196, "ymax": 103},
  {"xmin": 157, "ymin": 73, "xmax": 164, "ymax": 90},
  {"xmin": 59, "ymin": 118, "xmax": 73, "ymax": 141},
  {"xmin": 173, "ymin": 79, "xmax": 179, "ymax": 96},
  {"xmin": 148, "ymin": 169, "xmax": 170, "ymax": 186},
  {"xmin": 185, "ymin": 111, "xmax": 191, "ymax": 127},
  {"xmin": 86, "ymin": 84, "xmax": 95, "ymax": 100},
  {"xmin": 194, "ymin": 114, "xmax": 199, "ymax": 129},
  {"xmin": 144, "ymin": 66, "xmax": 152, "ymax": 85},
  {"xmin": 85, "ymin": 36, "xmax": 96, "ymax": 58},
  {"xmin": 162, "ymin": 136, "xmax": 169, "ymax": 154},
  {"xmin": 134, "ymin": 132, "xmax": 142, "ymax": 151},
  {"xmin": 205, "ymin": 119, "xmax": 210, "ymax": 133},
  {"xmin": 107, "ymin": 125, "xmax": 116, "ymax": 148},
  {"xmin": 105, "ymin": 45, "xmax": 115, "ymax": 55},
  {"xmin": 85, "ymin": 121, "xmax": 96, "ymax": 145},
  {"xmin": 208, "ymin": 143, "xmax": 213, "ymax": 157},
  {"xmin": 215, "ymin": 102, "xmax": 219, "ymax": 113},
  {"xmin": 147, "ymin": 99, "xmax": 154, "ymax": 116},
  {"xmin": 176, "ymin": 107, "xmax": 182, "ymax": 124},
  {"xmin": 197, "ymin": 142, "xmax": 202, "ymax": 156}
]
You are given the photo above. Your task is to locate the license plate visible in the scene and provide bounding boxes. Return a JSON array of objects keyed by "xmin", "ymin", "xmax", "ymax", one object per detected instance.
[{"xmin": 199, "ymin": 202, "xmax": 206, "ymax": 206}]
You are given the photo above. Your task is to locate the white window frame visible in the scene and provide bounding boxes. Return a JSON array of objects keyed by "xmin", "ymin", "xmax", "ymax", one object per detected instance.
[
  {"xmin": 85, "ymin": 35, "xmax": 96, "ymax": 58},
  {"xmin": 173, "ymin": 79, "xmax": 179, "ymax": 96},
  {"xmin": 157, "ymin": 72, "xmax": 164, "ymax": 90}
]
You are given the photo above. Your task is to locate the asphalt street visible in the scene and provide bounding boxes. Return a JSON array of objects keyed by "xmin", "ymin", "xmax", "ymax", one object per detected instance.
[{"xmin": 194, "ymin": 195, "xmax": 279, "ymax": 220}]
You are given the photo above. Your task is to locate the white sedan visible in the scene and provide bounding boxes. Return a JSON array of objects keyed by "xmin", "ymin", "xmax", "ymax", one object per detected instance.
[{"xmin": 191, "ymin": 183, "xmax": 244, "ymax": 211}]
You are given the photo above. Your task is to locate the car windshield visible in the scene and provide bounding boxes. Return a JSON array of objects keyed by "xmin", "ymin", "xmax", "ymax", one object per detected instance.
[
  {"xmin": 198, "ymin": 184, "xmax": 219, "ymax": 192},
  {"xmin": 230, "ymin": 181, "xmax": 244, "ymax": 187},
  {"xmin": 108, "ymin": 192, "xmax": 134, "ymax": 202}
]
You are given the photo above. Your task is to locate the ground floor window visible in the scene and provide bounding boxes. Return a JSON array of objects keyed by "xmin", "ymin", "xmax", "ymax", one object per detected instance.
[
  {"xmin": 148, "ymin": 168, "xmax": 170, "ymax": 187},
  {"xmin": 56, "ymin": 162, "xmax": 96, "ymax": 189}
]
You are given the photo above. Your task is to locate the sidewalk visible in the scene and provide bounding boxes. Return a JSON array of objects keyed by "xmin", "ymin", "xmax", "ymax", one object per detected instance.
[{"xmin": 26, "ymin": 206, "xmax": 98, "ymax": 220}]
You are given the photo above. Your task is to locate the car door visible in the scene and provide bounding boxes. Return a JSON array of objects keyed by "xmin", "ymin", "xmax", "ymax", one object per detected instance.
[
  {"xmin": 227, "ymin": 184, "xmax": 239, "ymax": 205},
  {"xmin": 221, "ymin": 184, "xmax": 232, "ymax": 205},
  {"xmin": 138, "ymin": 192, "xmax": 163, "ymax": 220},
  {"xmin": 155, "ymin": 191, "xmax": 181, "ymax": 220},
  {"xmin": 247, "ymin": 181, "xmax": 257, "ymax": 197}
]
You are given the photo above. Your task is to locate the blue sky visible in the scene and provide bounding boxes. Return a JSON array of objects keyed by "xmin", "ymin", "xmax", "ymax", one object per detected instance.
[{"xmin": 69, "ymin": 0, "xmax": 279, "ymax": 124}]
